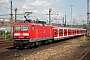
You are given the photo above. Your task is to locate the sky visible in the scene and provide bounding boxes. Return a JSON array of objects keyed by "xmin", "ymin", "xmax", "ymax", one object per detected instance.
[{"xmin": 0, "ymin": 0, "xmax": 88, "ymax": 25}]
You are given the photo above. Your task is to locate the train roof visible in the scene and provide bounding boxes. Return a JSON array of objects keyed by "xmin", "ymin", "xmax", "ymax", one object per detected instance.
[
  {"xmin": 53, "ymin": 26, "xmax": 86, "ymax": 30},
  {"xmin": 13, "ymin": 22, "xmax": 53, "ymax": 27},
  {"xmin": 13, "ymin": 23, "xmax": 86, "ymax": 30},
  {"xmin": 14, "ymin": 22, "xmax": 35, "ymax": 25}
]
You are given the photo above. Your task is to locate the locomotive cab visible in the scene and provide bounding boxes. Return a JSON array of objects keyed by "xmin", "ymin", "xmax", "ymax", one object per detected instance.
[{"xmin": 13, "ymin": 23, "xmax": 31, "ymax": 48}]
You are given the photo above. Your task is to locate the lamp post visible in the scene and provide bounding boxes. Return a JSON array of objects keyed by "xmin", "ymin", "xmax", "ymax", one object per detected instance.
[
  {"xmin": 10, "ymin": 0, "xmax": 13, "ymax": 36},
  {"xmin": 70, "ymin": 5, "xmax": 74, "ymax": 27}
]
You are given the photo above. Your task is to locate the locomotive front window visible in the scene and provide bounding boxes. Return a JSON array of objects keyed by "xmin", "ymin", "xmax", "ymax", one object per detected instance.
[
  {"xmin": 14, "ymin": 25, "xmax": 29, "ymax": 30},
  {"xmin": 22, "ymin": 26, "xmax": 29, "ymax": 30},
  {"xmin": 14, "ymin": 26, "xmax": 21, "ymax": 30}
]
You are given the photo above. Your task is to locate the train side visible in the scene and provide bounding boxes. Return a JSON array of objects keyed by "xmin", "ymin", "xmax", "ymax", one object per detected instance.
[
  {"xmin": 52, "ymin": 27, "xmax": 86, "ymax": 40},
  {"xmin": 13, "ymin": 22, "xmax": 86, "ymax": 49}
]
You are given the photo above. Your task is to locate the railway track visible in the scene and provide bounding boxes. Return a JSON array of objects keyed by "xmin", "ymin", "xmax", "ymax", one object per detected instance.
[
  {"xmin": 0, "ymin": 36, "xmax": 78, "ymax": 60},
  {"xmin": 0, "ymin": 36, "xmax": 89, "ymax": 60},
  {"xmin": 0, "ymin": 41, "xmax": 13, "ymax": 47},
  {"xmin": 0, "ymin": 41, "xmax": 60, "ymax": 60},
  {"xmin": 0, "ymin": 41, "xmax": 12, "ymax": 44},
  {"xmin": 79, "ymin": 33, "xmax": 90, "ymax": 60},
  {"xmin": 80, "ymin": 50, "xmax": 90, "ymax": 60}
]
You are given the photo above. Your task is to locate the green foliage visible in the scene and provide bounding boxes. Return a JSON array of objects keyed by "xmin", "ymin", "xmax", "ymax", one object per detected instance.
[
  {"xmin": 6, "ymin": 34, "xmax": 13, "ymax": 40},
  {"xmin": 0, "ymin": 30, "xmax": 13, "ymax": 40},
  {"xmin": 0, "ymin": 30, "xmax": 4, "ymax": 36},
  {"xmin": 6, "ymin": 32, "xmax": 12, "ymax": 40},
  {"xmin": 6, "ymin": 31, "xmax": 11, "ymax": 35}
]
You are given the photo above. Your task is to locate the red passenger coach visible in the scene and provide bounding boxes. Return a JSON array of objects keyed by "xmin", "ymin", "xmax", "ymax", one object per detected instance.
[
  {"xmin": 52, "ymin": 27, "xmax": 69, "ymax": 40},
  {"xmin": 13, "ymin": 22, "xmax": 53, "ymax": 48},
  {"xmin": 52, "ymin": 27, "xmax": 86, "ymax": 40}
]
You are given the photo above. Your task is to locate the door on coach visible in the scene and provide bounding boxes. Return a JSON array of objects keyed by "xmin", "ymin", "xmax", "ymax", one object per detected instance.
[
  {"xmin": 53, "ymin": 29, "xmax": 58, "ymax": 37},
  {"xmin": 59, "ymin": 29, "xmax": 63, "ymax": 37}
]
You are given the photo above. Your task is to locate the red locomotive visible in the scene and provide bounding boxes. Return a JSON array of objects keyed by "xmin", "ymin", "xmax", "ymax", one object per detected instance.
[
  {"xmin": 13, "ymin": 22, "xmax": 86, "ymax": 49},
  {"xmin": 13, "ymin": 22, "xmax": 53, "ymax": 48}
]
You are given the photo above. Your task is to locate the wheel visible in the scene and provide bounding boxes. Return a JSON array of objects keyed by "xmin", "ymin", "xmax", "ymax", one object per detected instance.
[
  {"xmin": 26, "ymin": 43, "xmax": 32, "ymax": 49},
  {"xmin": 18, "ymin": 44, "xmax": 24, "ymax": 49}
]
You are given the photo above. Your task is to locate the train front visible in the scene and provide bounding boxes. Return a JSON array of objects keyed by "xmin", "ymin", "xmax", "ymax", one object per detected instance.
[{"xmin": 13, "ymin": 23, "xmax": 30, "ymax": 48}]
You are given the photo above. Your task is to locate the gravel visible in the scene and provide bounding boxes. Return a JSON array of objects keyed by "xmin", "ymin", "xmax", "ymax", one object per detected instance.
[
  {"xmin": 0, "ymin": 36, "xmax": 90, "ymax": 60},
  {"xmin": 18, "ymin": 36, "xmax": 90, "ymax": 60}
]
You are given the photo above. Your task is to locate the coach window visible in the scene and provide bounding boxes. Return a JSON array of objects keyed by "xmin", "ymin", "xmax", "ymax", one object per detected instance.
[
  {"xmin": 22, "ymin": 25, "xmax": 29, "ymax": 30},
  {"xmin": 14, "ymin": 26, "xmax": 21, "ymax": 30},
  {"xmin": 32, "ymin": 25, "xmax": 34, "ymax": 31},
  {"xmin": 69, "ymin": 30, "xmax": 71, "ymax": 34},
  {"xmin": 59, "ymin": 30, "xmax": 63, "ymax": 34},
  {"xmin": 64, "ymin": 30, "xmax": 67, "ymax": 34},
  {"xmin": 54, "ymin": 30, "xmax": 58, "ymax": 34}
]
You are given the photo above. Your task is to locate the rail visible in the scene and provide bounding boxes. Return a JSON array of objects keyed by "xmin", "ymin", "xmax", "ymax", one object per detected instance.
[{"xmin": 80, "ymin": 50, "xmax": 90, "ymax": 60}]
